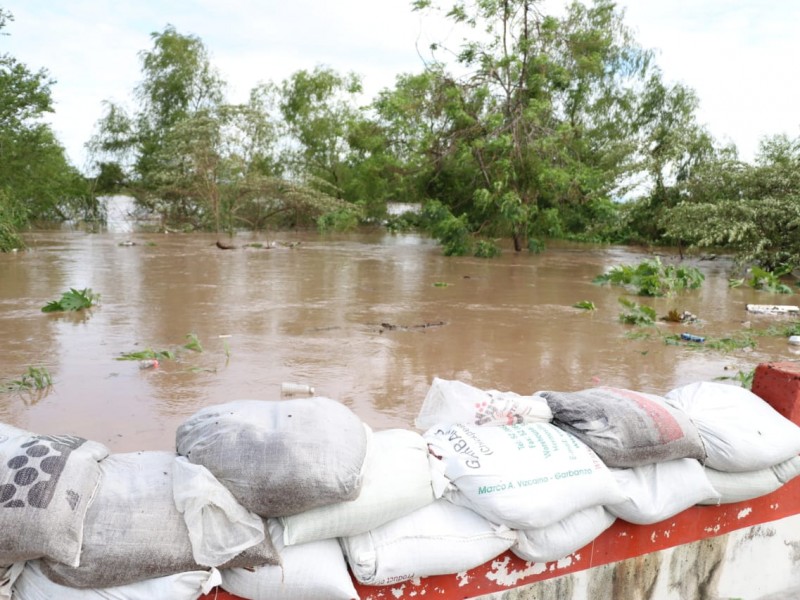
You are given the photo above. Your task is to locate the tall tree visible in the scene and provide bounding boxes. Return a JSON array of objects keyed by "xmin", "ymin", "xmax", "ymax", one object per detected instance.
[
  {"xmin": 0, "ymin": 8, "xmax": 90, "ymax": 250},
  {"xmin": 412, "ymin": 0, "xmax": 652, "ymax": 253}
]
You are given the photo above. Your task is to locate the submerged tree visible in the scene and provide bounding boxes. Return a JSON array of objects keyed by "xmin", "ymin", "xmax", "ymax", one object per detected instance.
[
  {"xmin": 0, "ymin": 9, "xmax": 90, "ymax": 250},
  {"xmin": 407, "ymin": 0, "xmax": 656, "ymax": 254}
]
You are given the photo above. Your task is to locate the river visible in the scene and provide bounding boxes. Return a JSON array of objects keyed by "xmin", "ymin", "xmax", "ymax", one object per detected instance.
[{"xmin": 1, "ymin": 227, "xmax": 797, "ymax": 452}]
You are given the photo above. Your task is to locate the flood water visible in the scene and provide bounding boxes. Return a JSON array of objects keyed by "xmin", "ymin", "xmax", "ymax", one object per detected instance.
[{"xmin": 1, "ymin": 226, "xmax": 798, "ymax": 452}]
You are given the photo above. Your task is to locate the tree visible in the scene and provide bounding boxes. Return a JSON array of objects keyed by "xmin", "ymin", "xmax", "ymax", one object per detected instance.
[
  {"xmin": 411, "ymin": 0, "xmax": 653, "ymax": 254},
  {"xmin": 0, "ymin": 9, "xmax": 91, "ymax": 250}
]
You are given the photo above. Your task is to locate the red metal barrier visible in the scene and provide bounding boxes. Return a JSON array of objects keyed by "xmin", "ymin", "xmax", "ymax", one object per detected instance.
[{"xmin": 200, "ymin": 360, "xmax": 800, "ymax": 600}]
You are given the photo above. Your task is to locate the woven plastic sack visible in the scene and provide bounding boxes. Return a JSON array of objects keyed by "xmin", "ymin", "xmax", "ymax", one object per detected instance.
[
  {"xmin": 607, "ymin": 458, "xmax": 719, "ymax": 524},
  {"xmin": 512, "ymin": 505, "xmax": 617, "ymax": 564},
  {"xmin": 341, "ymin": 499, "xmax": 517, "ymax": 586},
  {"xmin": 0, "ymin": 422, "xmax": 109, "ymax": 566},
  {"xmin": 415, "ymin": 377, "xmax": 552, "ymax": 429},
  {"xmin": 540, "ymin": 387, "xmax": 706, "ymax": 467},
  {"xmin": 13, "ymin": 561, "xmax": 219, "ymax": 600},
  {"xmin": 1, "ymin": 562, "xmax": 24, "ymax": 600},
  {"xmin": 176, "ymin": 398, "xmax": 369, "ymax": 517},
  {"xmin": 665, "ymin": 381, "xmax": 800, "ymax": 472},
  {"xmin": 280, "ymin": 428, "xmax": 438, "ymax": 546},
  {"xmin": 172, "ymin": 456, "xmax": 265, "ymax": 566},
  {"xmin": 700, "ymin": 455, "xmax": 800, "ymax": 505},
  {"xmin": 41, "ymin": 451, "xmax": 279, "ymax": 589},
  {"xmin": 220, "ymin": 520, "xmax": 359, "ymax": 600},
  {"xmin": 424, "ymin": 422, "xmax": 625, "ymax": 530}
]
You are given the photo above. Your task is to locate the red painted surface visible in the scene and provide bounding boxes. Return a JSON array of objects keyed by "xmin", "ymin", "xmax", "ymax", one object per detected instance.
[
  {"xmin": 200, "ymin": 360, "xmax": 800, "ymax": 600},
  {"xmin": 753, "ymin": 361, "xmax": 800, "ymax": 424}
]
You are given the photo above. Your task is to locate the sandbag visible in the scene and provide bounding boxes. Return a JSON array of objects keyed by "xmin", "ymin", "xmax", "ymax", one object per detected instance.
[
  {"xmin": 0, "ymin": 422, "xmax": 109, "ymax": 566},
  {"xmin": 176, "ymin": 398, "xmax": 369, "ymax": 516},
  {"xmin": 512, "ymin": 505, "xmax": 617, "ymax": 564},
  {"xmin": 1, "ymin": 562, "xmax": 23, "ymax": 600},
  {"xmin": 424, "ymin": 422, "xmax": 625, "ymax": 529},
  {"xmin": 415, "ymin": 377, "xmax": 552, "ymax": 429},
  {"xmin": 607, "ymin": 459, "xmax": 719, "ymax": 524},
  {"xmin": 341, "ymin": 499, "xmax": 517, "ymax": 586},
  {"xmin": 280, "ymin": 429, "xmax": 438, "ymax": 546},
  {"xmin": 220, "ymin": 520, "xmax": 360, "ymax": 600},
  {"xmin": 664, "ymin": 381, "xmax": 800, "ymax": 472},
  {"xmin": 540, "ymin": 387, "xmax": 706, "ymax": 467},
  {"xmin": 13, "ymin": 561, "xmax": 219, "ymax": 600},
  {"xmin": 41, "ymin": 451, "xmax": 279, "ymax": 589},
  {"xmin": 700, "ymin": 455, "xmax": 800, "ymax": 505},
  {"xmin": 172, "ymin": 457, "xmax": 265, "ymax": 567}
]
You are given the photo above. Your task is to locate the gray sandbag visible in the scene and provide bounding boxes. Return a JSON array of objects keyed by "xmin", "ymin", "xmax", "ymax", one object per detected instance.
[
  {"xmin": 175, "ymin": 398, "xmax": 369, "ymax": 517},
  {"xmin": 540, "ymin": 387, "xmax": 706, "ymax": 468},
  {"xmin": 41, "ymin": 451, "xmax": 279, "ymax": 589},
  {"xmin": 0, "ymin": 422, "xmax": 109, "ymax": 566}
]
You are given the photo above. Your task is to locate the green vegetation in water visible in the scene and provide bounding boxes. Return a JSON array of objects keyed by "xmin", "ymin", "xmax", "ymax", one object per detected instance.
[
  {"xmin": 743, "ymin": 266, "xmax": 793, "ymax": 294},
  {"xmin": 594, "ymin": 258, "xmax": 704, "ymax": 297},
  {"xmin": 665, "ymin": 332, "xmax": 756, "ymax": 352},
  {"xmin": 2, "ymin": 366, "xmax": 53, "ymax": 393},
  {"xmin": 183, "ymin": 333, "xmax": 203, "ymax": 352},
  {"xmin": 116, "ymin": 348, "xmax": 177, "ymax": 361},
  {"xmin": 715, "ymin": 368, "xmax": 755, "ymax": 390},
  {"xmin": 41, "ymin": 288, "xmax": 100, "ymax": 312},
  {"xmin": 573, "ymin": 300, "xmax": 596, "ymax": 310},
  {"xmin": 433, "ymin": 281, "xmax": 450, "ymax": 287},
  {"xmin": 760, "ymin": 321, "xmax": 800, "ymax": 338},
  {"xmin": 617, "ymin": 297, "xmax": 657, "ymax": 325}
]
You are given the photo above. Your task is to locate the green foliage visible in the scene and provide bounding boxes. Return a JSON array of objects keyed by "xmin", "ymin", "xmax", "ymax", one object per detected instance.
[
  {"xmin": 2, "ymin": 366, "xmax": 53, "ymax": 393},
  {"xmin": 474, "ymin": 239, "xmax": 501, "ymax": 258},
  {"xmin": 316, "ymin": 206, "xmax": 361, "ymax": 232},
  {"xmin": 183, "ymin": 333, "xmax": 203, "ymax": 352},
  {"xmin": 715, "ymin": 369, "xmax": 755, "ymax": 390},
  {"xmin": 116, "ymin": 348, "xmax": 176, "ymax": 361},
  {"xmin": 41, "ymin": 288, "xmax": 100, "ymax": 312},
  {"xmin": 573, "ymin": 300, "xmax": 597, "ymax": 310},
  {"xmin": 618, "ymin": 297, "xmax": 657, "ymax": 325},
  {"xmin": 594, "ymin": 257, "xmax": 704, "ymax": 296},
  {"xmin": 744, "ymin": 266, "xmax": 793, "ymax": 294},
  {"xmin": 422, "ymin": 200, "xmax": 472, "ymax": 256}
]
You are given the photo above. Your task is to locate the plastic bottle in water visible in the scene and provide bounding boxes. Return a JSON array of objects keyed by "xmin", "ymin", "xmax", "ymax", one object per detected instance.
[
  {"xmin": 139, "ymin": 359, "xmax": 159, "ymax": 369},
  {"xmin": 680, "ymin": 333, "xmax": 705, "ymax": 343},
  {"xmin": 281, "ymin": 382, "xmax": 315, "ymax": 396}
]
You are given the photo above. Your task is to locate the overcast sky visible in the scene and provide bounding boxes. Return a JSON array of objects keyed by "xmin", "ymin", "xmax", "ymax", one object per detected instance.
[{"xmin": 2, "ymin": 0, "xmax": 799, "ymax": 171}]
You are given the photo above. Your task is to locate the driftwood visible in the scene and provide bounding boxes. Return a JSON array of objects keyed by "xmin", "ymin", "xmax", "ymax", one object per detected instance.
[{"xmin": 379, "ymin": 321, "xmax": 446, "ymax": 333}]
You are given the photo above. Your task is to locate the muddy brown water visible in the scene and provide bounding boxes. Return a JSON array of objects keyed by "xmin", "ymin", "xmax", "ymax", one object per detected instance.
[{"xmin": 1, "ymin": 229, "xmax": 798, "ymax": 452}]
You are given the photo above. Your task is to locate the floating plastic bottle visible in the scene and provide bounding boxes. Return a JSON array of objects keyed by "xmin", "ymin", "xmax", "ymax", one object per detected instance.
[
  {"xmin": 281, "ymin": 382, "xmax": 315, "ymax": 396},
  {"xmin": 680, "ymin": 333, "xmax": 705, "ymax": 343},
  {"xmin": 139, "ymin": 359, "xmax": 159, "ymax": 369}
]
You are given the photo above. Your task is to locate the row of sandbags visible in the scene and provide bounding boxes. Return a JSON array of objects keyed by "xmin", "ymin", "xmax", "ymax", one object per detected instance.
[{"xmin": 4, "ymin": 380, "xmax": 800, "ymax": 599}]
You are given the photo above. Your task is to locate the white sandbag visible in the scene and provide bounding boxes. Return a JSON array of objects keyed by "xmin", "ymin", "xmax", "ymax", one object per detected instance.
[
  {"xmin": 607, "ymin": 459, "xmax": 719, "ymax": 524},
  {"xmin": 176, "ymin": 398, "xmax": 370, "ymax": 517},
  {"xmin": 700, "ymin": 455, "xmax": 800, "ymax": 505},
  {"xmin": 425, "ymin": 422, "xmax": 625, "ymax": 529},
  {"xmin": 41, "ymin": 451, "xmax": 279, "ymax": 589},
  {"xmin": 342, "ymin": 499, "xmax": 517, "ymax": 586},
  {"xmin": 280, "ymin": 429, "xmax": 437, "ymax": 546},
  {"xmin": 540, "ymin": 387, "xmax": 706, "ymax": 467},
  {"xmin": 512, "ymin": 505, "xmax": 617, "ymax": 564},
  {"xmin": 0, "ymin": 422, "xmax": 109, "ymax": 566},
  {"xmin": 1, "ymin": 562, "xmax": 24, "ymax": 600},
  {"xmin": 220, "ymin": 520, "xmax": 359, "ymax": 600},
  {"xmin": 415, "ymin": 377, "xmax": 552, "ymax": 429},
  {"xmin": 13, "ymin": 560, "xmax": 219, "ymax": 600},
  {"xmin": 172, "ymin": 456, "xmax": 265, "ymax": 566},
  {"xmin": 664, "ymin": 381, "xmax": 800, "ymax": 472}
]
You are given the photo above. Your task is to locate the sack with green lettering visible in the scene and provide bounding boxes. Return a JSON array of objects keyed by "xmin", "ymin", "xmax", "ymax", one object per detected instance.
[{"xmin": 424, "ymin": 422, "xmax": 625, "ymax": 529}]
